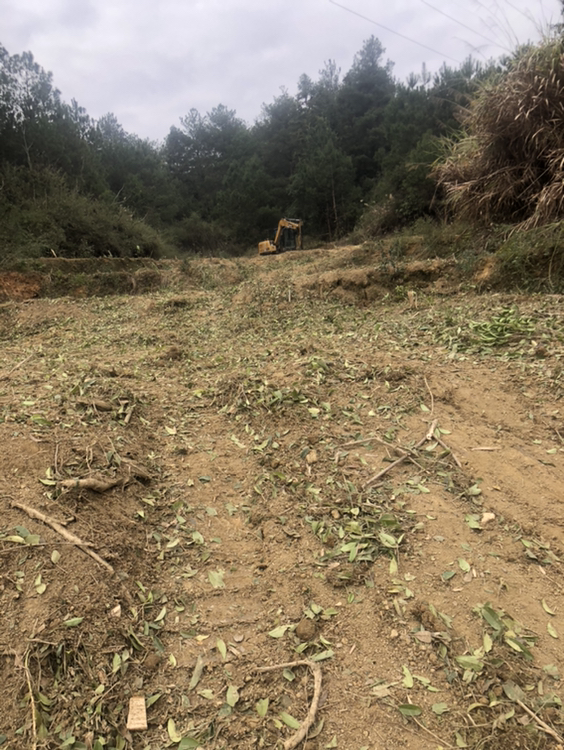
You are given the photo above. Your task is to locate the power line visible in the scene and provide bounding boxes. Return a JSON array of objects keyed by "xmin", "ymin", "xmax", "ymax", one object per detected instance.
[
  {"xmin": 419, "ymin": 0, "xmax": 512, "ymax": 51},
  {"xmin": 476, "ymin": 0, "xmax": 524, "ymax": 47},
  {"xmin": 328, "ymin": 0, "xmax": 462, "ymax": 64}
]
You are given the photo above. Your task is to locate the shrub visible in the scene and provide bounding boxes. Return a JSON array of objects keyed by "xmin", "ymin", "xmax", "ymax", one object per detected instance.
[{"xmin": 0, "ymin": 164, "xmax": 173, "ymax": 264}]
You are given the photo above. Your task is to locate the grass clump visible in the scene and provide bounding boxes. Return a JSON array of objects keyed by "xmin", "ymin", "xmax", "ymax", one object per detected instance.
[{"xmin": 435, "ymin": 37, "xmax": 564, "ymax": 229}]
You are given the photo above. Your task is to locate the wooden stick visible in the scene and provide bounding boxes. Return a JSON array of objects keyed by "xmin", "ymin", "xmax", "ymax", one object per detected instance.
[
  {"xmin": 403, "ymin": 694, "xmax": 454, "ymax": 747},
  {"xmin": 11, "ymin": 501, "xmax": 114, "ymax": 574},
  {"xmin": 423, "ymin": 376, "xmax": 434, "ymax": 416},
  {"xmin": 435, "ymin": 436, "xmax": 463, "ymax": 468},
  {"xmin": 255, "ymin": 660, "xmax": 322, "ymax": 750},
  {"xmin": 411, "ymin": 715, "xmax": 454, "ymax": 749},
  {"xmin": 364, "ymin": 420, "xmax": 438, "ymax": 488},
  {"xmin": 0, "ymin": 352, "xmax": 34, "ymax": 381},
  {"xmin": 23, "ymin": 648, "xmax": 37, "ymax": 750},
  {"xmin": 59, "ymin": 477, "xmax": 121, "ymax": 492},
  {"xmin": 342, "ymin": 435, "xmax": 398, "ymax": 450},
  {"xmin": 516, "ymin": 699, "xmax": 564, "ymax": 743},
  {"xmin": 422, "ymin": 419, "xmax": 438, "ymax": 444},
  {"xmin": 341, "ymin": 438, "xmax": 373, "ymax": 448},
  {"xmin": 364, "ymin": 451, "xmax": 409, "ymax": 488}
]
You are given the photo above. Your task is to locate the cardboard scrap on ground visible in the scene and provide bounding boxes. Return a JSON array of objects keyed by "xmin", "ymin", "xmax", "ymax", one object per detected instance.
[{"xmin": 127, "ymin": 695, "xmax": 147, "ymax": 731}]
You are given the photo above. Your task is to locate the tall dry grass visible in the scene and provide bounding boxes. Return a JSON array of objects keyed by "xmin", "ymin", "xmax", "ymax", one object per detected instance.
[{"xmin": 434, "ymin": 37, "xmax": 564, "ymax": 229}]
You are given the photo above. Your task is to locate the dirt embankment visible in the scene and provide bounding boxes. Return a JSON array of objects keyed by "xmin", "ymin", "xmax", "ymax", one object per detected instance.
[{"xmin": 0, "ymin": 242, "xmax": 463, "ymax": 304}]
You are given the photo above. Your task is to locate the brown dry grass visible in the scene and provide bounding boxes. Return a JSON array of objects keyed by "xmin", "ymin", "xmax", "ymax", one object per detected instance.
[{"xmin": 435, "ymin": 37, "xmax": 564, "ymax": 229}]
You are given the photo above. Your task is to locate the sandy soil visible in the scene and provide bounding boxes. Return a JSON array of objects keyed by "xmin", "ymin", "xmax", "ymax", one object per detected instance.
[{"xmin": 1, "ymin": 247, "xmax": 564, "ymax": 750}]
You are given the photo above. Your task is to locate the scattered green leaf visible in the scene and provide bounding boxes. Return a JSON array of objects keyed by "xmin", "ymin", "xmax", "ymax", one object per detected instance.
[
  {"xmin": 402, "ymin": 665, "xmax": 414, "ymax": 688},
  {"xmin": 279, "ymin": 712, "xmax": 301, "ymax": 729},
  {"xmin": 432, "ymin": 703, "xmax": 449, "ymax": 715},
  {"xmin": 542, "ymin": 599, "xmax": 556, "ymax": 616},
  {"xmin": 268, "ymin": 625, "xmax": 291, "ymax": 638},
  {"xmin": 455, "ymin": 655, "xmax": 484, "ymax": 671},
  {"xmin": 208, "ymin": 570, "xmax": 225, "ymax": 589},
  {"xmin": 256, "ymin": 698, "xmax": 269, "ymax": 718},
  {"xmin": 216, "ymin": 638, "xmax": 227, "ymax": 660},
  {"xmin": 64, "ymin": 617, "xmax": 84, "ymax": 628},
  {"xmin": 167, "ymin": 718, "xmax": 182, "ymax": 743},
  {"xmin": 458, "ymin": 558, "xmax": 470, "ymax": 572},
  {"xmin": 397, "ymin": 704, "xmax": 422, "ymax": 717},
  {"xmin": 226, "ymin": 685, "xmax": 239, "ymax": 707}
]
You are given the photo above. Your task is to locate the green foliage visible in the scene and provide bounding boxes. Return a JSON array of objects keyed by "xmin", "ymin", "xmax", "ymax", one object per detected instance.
[
  {"xmin": 95, "ymin": 114, "xmax": 183, "ymax": 227},
  {"xmin": 289, "ymin": 117, "xmax": 358, "ymax": 239},
  {"xmin": 165, "ymin": 105, "xmax": 251, "ymax": 224},
  {"xmin": 0, "ymin": 34, "xmax": 525, "ymax": 260},
  {"xmin": 216, "ymin": 155, "xmax": 282, "ymax": 245},
  {"xmin": 493, "ymin": 223, "xmax": 564, "ymax": 291},
  {"xmin": 165, "ymin": 213, "xmax": 235, "ymax": 256},
  {"xmin": 0, "ymin": 165, "xmax": 170, "ymax": 263},
  {"xmin": 336, "ymin": 36, "xmax": 396, "ymax": 187}
]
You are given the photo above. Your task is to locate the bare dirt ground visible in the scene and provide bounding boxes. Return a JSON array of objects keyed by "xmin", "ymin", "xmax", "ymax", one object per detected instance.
[{"xmin": 2, "ymin": 245, "xmax": 564, "ymax": 750}]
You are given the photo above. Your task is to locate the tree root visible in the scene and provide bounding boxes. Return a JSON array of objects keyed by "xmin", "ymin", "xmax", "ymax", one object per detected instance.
[{"xmin": 255, "ymin": 660, "xmax": 322, "ymax": 750}]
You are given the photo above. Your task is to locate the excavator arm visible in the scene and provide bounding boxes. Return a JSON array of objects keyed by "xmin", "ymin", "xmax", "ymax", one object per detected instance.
[{"xmin": 258, "ymin": 218, "xmax": 303, "ymax": 255}]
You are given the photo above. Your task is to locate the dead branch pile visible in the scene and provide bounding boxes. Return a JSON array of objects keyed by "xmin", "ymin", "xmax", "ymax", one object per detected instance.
[{"xmin": 434, "ymin": 38, "xmax": 564, "ymax": 228}]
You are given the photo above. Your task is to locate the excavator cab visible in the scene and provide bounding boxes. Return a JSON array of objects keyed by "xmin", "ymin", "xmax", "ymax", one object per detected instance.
[{"xmin": 258, "ymin": 218, "xmax": 303, "ymax": 255}]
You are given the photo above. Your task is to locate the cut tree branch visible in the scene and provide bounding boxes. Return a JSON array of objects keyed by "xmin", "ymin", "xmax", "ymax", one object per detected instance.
[
  {"xmin": 516, "ymin": 699, "xmax": 564, "ymax": 743},
  {"xmin": 59, "ymin": 477, "xmax": 121, "ymax": 492},
  {"xmin": 11, "ymin": 501, "xmax": 114, "ymax": 574}
]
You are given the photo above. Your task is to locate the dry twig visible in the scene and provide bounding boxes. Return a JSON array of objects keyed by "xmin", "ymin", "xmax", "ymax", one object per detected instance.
[
  {"xmin": 364, "ymin": 420, "xmax": 438, "ymax": 488},
  {"xmin": 423, "ymin": 376, "xmax": 434, "ymax": 416},
  {"xmin": 364, "ymin": 450, "xmax": 409, "ymax": 487},
  {"xmin": 23, "ymin": 648, "xmax": 37, "ymax": 750},
  {"xmin": 255, "ymin": 660, "xmax": 322, "ymax": 750},
  {"xmin": 411, "ymin": 715, "xmax": 453, "ymax": 748},
  {"xmin": 59, "ymin": 462, "xmax": 150, "ymax": 492},
  {"xmin": 435, "ymin": 436, "xmax": 462, "ymax": 468},
  {"xmin": 11, "ymin": 501, "xmax": 114, "ymax": 574},
  {"xmin": 341, "ymin": 437, "xmax": 377, "ymax": 448},
  {"xmin": 516, "ymin": 699, "xmax": 564, "ymax": 743},
  {"xmin": 0, "ymin": 352, "xmax": 34, "ymax": 381},
  {"xmin": 59, "ymin": 477, "xmax": 121, "ymax": 492}
]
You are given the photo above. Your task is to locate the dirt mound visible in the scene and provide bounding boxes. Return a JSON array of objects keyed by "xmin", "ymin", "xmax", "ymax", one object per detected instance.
[
  {"xmin": 0, "ymin": 240, "xmax": 461, "ymax": 304},
  {"xmin": 293, "ymin": 257, "xmax": 458, "ymax": 303},
  {"xmin": 0, "ymin": 271, "xmax": 42, "ymax": 301}
]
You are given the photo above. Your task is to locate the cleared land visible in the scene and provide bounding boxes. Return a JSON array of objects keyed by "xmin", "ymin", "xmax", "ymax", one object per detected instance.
[{"xmin": 1, "ymin": 246, "xmax": 564, "ymax": 750}]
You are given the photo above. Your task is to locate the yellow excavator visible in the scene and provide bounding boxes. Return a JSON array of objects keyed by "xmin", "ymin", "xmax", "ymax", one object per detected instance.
[{"xmin": 258, "ymin": 218, "xmax": 303, "ymax": 255}]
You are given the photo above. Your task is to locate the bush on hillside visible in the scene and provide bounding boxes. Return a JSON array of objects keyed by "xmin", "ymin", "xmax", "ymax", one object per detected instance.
[
  {"xmin": 165, "ymin": 212, "xmax": 241, "ymax": 256},
  {"xmin": 0, "ymin": 165, "xmax": 172, "ymax": 263}
]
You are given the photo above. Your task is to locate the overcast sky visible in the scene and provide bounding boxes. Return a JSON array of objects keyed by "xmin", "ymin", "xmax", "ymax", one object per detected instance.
[{"xmin": 2, "ymin": 0, "xmax": 561, "ymax": 141}]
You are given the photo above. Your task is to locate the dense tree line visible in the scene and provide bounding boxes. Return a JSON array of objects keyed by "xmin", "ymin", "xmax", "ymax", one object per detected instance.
[{"xmin": 0, "ymin": 37, "xmax": 500, "ymax": 259}]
